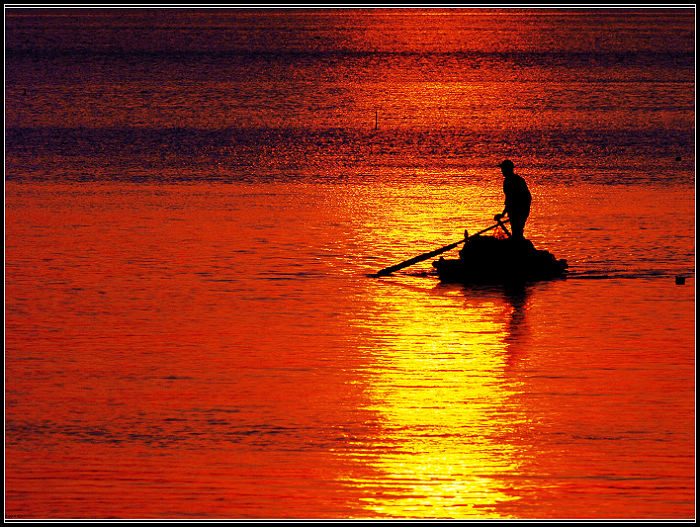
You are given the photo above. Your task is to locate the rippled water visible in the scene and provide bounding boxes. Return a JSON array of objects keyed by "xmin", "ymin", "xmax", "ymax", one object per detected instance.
[{"xmin": 5, "ymin": 8, "xmax": 695, "ymax": 519}]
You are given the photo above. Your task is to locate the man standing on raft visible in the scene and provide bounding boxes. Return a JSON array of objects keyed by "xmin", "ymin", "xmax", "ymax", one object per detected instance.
[{"xmin": 494, "ymin": 159, "xmax": 531, "ymax": 240}]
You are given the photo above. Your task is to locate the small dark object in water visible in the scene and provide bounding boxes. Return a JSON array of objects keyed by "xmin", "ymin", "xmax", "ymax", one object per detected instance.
[
  {"xmin": 675, "ymin": 156, "xmax": 682, "ymax": 161},
  {"xmin": 675, "ymin": 275, "xmax": 686, "ymax": 285},
  {"xmin": 432, "ymin": 235, "xmax": 567, "ymax": 284}
]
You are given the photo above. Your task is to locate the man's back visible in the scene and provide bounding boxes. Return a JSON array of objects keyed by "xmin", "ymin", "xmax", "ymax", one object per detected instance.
[{"xmin": 504, "ymin": 173, "xmax": 531, "ymax": 214}]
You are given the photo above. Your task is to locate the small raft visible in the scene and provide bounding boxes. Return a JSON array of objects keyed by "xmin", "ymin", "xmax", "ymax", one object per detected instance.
[{"xmin": 432, "ymin": 234, "xmax": 568, "ymax": 284}]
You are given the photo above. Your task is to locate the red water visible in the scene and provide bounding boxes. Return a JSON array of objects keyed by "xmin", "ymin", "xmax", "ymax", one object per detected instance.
[
  {"xmin": 5, "ymin": 7, "xmax": 695, "ymax": 520},
  {"xmin": 5, "ymin": 181, "xmax": 694, "ymax": 519}
]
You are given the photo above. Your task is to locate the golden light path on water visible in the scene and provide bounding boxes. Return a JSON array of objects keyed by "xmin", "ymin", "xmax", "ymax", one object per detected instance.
[
  {"xmin": 323, "ymin": 179, "xmax": 572, "ymax": 519},
  {"xmin": 340, "ymin": 273, "xmax": 533, "ymax": 519}
]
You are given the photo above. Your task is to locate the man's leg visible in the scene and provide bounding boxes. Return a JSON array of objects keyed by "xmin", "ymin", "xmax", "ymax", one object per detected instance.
[{"xmin": 510, "ymin": 216, "xmax": 525, "ymax": 239}]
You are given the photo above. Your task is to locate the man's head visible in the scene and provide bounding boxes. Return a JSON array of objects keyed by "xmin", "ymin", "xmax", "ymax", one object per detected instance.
[{"xmin": 498, "ymin": 159, "xmax": 514, "ymax": 176}]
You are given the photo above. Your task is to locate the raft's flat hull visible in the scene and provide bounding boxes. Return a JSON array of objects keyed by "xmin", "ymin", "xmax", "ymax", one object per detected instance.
[{"xmin": 432, "ymin": 235, "xmax": 568, "ymax": 284}]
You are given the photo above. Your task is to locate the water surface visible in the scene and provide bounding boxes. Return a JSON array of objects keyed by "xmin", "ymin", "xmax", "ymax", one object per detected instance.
[{"xmin": 5, "ymin": 8, "xmax": 695, "ymax": 519}]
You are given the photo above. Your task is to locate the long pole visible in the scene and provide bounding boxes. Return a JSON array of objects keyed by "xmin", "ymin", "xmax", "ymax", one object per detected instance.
[{"xmin": 373, "ymin": 219, "xmax": 511, "ymax": 277}]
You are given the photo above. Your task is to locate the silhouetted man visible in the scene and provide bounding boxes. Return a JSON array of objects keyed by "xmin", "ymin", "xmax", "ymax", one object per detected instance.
[{"xmin": 494, "ymin": 160, "xmax": 531, "ymax": 239}]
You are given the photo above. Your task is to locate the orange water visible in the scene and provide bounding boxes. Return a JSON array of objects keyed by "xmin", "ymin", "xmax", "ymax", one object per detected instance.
[
  {"xmin": 5, "ymin": 8, "xmax": 695, "ymax": 520},
  {"xmin": 5, "ymin": 180, "xmax": 694, "ymax": 519}
]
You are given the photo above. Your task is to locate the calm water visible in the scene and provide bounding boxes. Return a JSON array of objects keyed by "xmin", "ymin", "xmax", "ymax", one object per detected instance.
[{"xmin": 5, "ymin": 8, "xmax": 695, "ymax": 519}]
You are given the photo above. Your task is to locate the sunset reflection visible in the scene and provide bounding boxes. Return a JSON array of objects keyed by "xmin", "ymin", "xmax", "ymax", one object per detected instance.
[{"xmin": 343, "ymin": 282, "xmax": 530, "ymax": 518}]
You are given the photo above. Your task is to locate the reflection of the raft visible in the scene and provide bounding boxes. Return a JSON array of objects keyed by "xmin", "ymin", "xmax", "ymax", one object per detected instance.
[{"xmin": 343, "ymin": 280, "xmax": 536, "ymax": 519}]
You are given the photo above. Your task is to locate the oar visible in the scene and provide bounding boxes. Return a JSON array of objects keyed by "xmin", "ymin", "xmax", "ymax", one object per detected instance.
[
  {"xmin": 373, "ymin": 218, "xmax": 511, "ymax": 277},
  {"xmin": 496, "ymin": 217, "xmax": 511, "ymax": 237}
]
